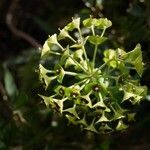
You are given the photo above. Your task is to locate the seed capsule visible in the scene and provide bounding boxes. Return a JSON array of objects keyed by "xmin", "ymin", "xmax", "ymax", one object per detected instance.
[
  {"xmin": 92, "ymin": 84, "xmax": 100, "ymax": 92},
  {"xmin": 59, "ymin": 88, "xmax": 64, "ymax": 95},
  {"xmin": 56, "ymin": 69, "xmax": 60, "ymax": 74},
  {"xmin": 71, "ymin": 92, "xmax": 79, "ymax": 98}
]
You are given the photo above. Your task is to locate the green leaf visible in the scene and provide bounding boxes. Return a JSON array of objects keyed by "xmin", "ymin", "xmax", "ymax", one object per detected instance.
[
  {"xmin": 133, "ymin": 55, "xmax": 143, "ymax": 76},
  {"xmin": 54, "ymin": 65, "xmax": 65, "ymax": 83},
  {"xmin": 65, "ymin": 18, "xmax": 80, "ymax": 31},
  {"xmin": 57, "ymin": 68, "xmax": 65, "ymax": 83},
  {"xmin": 123, "ymin": 91, "xmax": 142, "ymax": 104},
  {"xmin": 54, "ymin": 85, "xmax": 65, "ymax": 95},
  {"xmin": 125, "ymin": 44, "xmax": 141, "ymax": 61},
  {"xmin": 99, "ymin": 124, "xmax": 112, "ymax": 132},
  {"xmin": 103, "ymin": 49, "xmax": 118, "ymax": 68},
  {"xmin": 52, "ymin": 97, "xmax": 67, "ymax": 114},
  {"xmin": 73, "ymin": 49, "xmax": 84, "ymax": 61},
  {"xmin": 39, "ymin": 64, "xmax": 55, "ymax": 87},
  {"xmin": 95, "ymin": 18, "xmax": 112, "ymax": 29},
  {"xmin": 116, "ymin": 48, "xmax": 127, "ymax": 59},
  {"xmin": 78, "ymin": 60, "xmax": 88, "ymax": 70},
  {"xmin": 65, "ymin": 57, "xmax": 76, "ymax": 68},
  {"xmin": 88, "ymin": 36, "xmax": 107, "ymax": 45},
  {"xmin": 60, "ymin": 47, "xmax": 70, "ymax": 64},
  {"xmin": 93, "ymin": 100, "xmax": 111, "ymax": 112},
  {"xmin": 66, "ymin": 114, "xmax": 77, "ymax": 125},
  {"xmin": 41, "ymin": 40, "xmax": 51, "ymax": 58},
  {"xmin": 83, "ymin": 18, "xmax": 112, "ymax": 29},
  {"xmin": 122, "ymin": 83, "xmax": 147, "ymax": 104},
  {"xmin": 92, "ymin": 100, "xmax": 106, "ymax": 109},
  {"xmin": 125, "ymin": 44, "xmax": 144, "ymax": 76},
  {"xmin": 116, "ymin": 120, "xmax": 128, "ymax": 131},
  {"xmin": 84, "ymin": 119, "xmax": 98, "ymax": 133},
  {"xmin": 96, "ymin": 113, "xmax": 109, "ymax": 123},
  {"xmin": 65, "ymin": 22, "xmax": 75, "ymax": 31},
  {"xmin": 4, "ymin": 68, "xmax": 18, "ymax": 98},
  {"xmin": 64, "ymin": 86, "xmax": 80, "ymax": 98},
  {"xmin": 77, "ymin": 116, "xmax": 87, "ymax": 126},
  {"xmin": 112, "ymin": 111, "xmax": 125, "ymax": 120},
  {"xmin": 58, "ymin": 28, "xmax": 70, "ymax": 40},
  {"xmin": 39, "ymin": 95, "xmax": 51, "ymax": 107},
  {"xmin": 72, "ymin": 18, "xmax": 80, "ymax": 29},
  {"xmin": 48, "ymin": 34, "xmax": 64, "ymax": 50},
  {"xmin": 109, "ymin": 87, "xmax": 124, "ymax": 103},
  {"xmin": 63, "ymin": 105, "xmax": 80, "ymax": 119},
  {"xmin": 104, "ymin": 49, "xmax": 116, "ymax": 60},
  {"xmin": 111, "ymin": 105, "xmax": 125, "ymax": 120},
  {"xmin": 48, "ymin": 34, "xmax": 58, "ymax": 44},
  {"xmin": 127, "ymin": 113, "xmax": 135, "ymax": 121},
  {"xmin": 83, "ymin": 18, "xmax": 97, "ymax": 27},
  {"xmin": 81, "ymin": 93, "xmax": 92, "ymax": 108},
  {"xmin": 70, "ymin": 43, "xmax": 82, "ymax": 49}
]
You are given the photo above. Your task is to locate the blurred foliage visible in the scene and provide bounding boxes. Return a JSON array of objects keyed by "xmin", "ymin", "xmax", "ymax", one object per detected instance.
[{"xmin": 0, "ymin": 0, "xmax": 150, "ymax": 149}]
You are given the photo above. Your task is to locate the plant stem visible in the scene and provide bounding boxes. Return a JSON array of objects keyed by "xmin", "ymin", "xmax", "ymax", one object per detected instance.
[
  {"xmin": 98, "ymin": 93, "xmax": 103, "ymax": 102},
  {"xmin": 91, "ymin": 25, "xmax": 95, "ymax": 36},
  {"xmin": 57, "ymin": 43, "xmax": 64, "ymax": 51},
  {"xmin": 47, "ymin": 70, "xmax": 55, "ymax": 73},
  {"xmin": 69, "ymin": 56, "xmax": 87, "ymax": 72},
  {"xmin": 50, "ymin": 51, "xmax": 61, "ymax": 56},
  {"xmin": 95, "ymin": 62, "xmax": 107, "ymax": 73},
  {"xmin": 92, "ymin": 44, "xmax": 98, "ymax": 69},
  {"xmin": 78, "ymin": 27, "xmax": 82, "ymax": 40},
  {"xmin": 80, "ymin": 80, "xmax": 90, "ymax": 90},
  {"xmin": 82, "ymin": 45, "xmax": 89, "ymax": 63},
  {"xmin": 101, "ymin": 28, "xmax": 106, "ymax": 37},
  {"xmin": 92, "ymin": 28, "xmax": 106, "ymax": 70},
  {"xmin": 68, "ymin": 35, "xmax": 76, "ymax": 43},
  {"xmin": 65, "ymin": 71, "xmax": 78, "ymax": 76}
]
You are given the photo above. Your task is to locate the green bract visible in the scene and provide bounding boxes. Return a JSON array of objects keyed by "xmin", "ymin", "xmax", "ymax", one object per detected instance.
[{"xmin": 39, "ymin": 17, "xmax": 147, "ymax": 134}]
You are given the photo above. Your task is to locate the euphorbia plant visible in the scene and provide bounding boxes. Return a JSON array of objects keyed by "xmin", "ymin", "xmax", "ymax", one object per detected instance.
[{"xmin": 39, "ymin": 17, "xmax": 147, "ymax": 133}]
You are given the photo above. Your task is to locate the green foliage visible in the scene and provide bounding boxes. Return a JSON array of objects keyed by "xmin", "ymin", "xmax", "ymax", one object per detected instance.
[
  {"xmin": 3, "ymin": 66, "xmax": 18, "ymax": 99},
  {"xmin": 39, "ymin": 17, "xmax": 147, "ymax": 133}
]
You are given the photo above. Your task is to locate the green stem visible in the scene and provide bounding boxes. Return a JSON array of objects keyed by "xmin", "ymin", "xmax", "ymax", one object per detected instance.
[
  {"xmin": 74, "ymin": 79, "xmax": 88, "ymax": 86},
  {"xmin": 47, "ymin": 70, "xmax": 55, "ymax": 73},
  {"xmin": 49, "ymin": 51, "xmax": 61, "ymax": 56},
  {"xmin": 98, "ymin": 93, "xmax": 103, "ymax": 102},
  {"xmin": 78, "ymin": 27, "xmax": 82, "ymax": 40},
  {"xmin": 91, "ymin": 25, "xmax": 95, "ymax": 36},
  {"xmin": 92, "ymin": 44, "xmax": 98, "ymax": 69},
  {"xmin": 126, "ymin": 66, "xmax": 135, "ymax": 70},
  {"xmin": 69, "ymin": 56, "xmax": 87, "ymax": 72},
  {"xmin": 68, "ymin": 35, "xmax": 76, "ymax": 43},
  {"xmin": 95, "ymin": 62, "xmax": 107, "ymax": 73},
  {"xmin": 82, "ymin": 37, "xmax": 93, "ymax": 73},
  {"xmin": 80, "ymin": 79, "xmax": 90, "ymax": 90},
  {"xmin": 77, "ymin": 28, "xmax": 90, "ymax": 71},
  {"xmin": 101, "ymin": 28, "xmax": 106, "ymax": 37},
  {"xmin": 57, "ymin": 43, "xmax": 64, "ymax": 51},
  {"xmin": 95, "ymin": 58, "xmax": 114, "ymax": 74},
  {"xmin": 82, "ymin": 45, "xmax": 88, "ymax": 63},
  {"xmin": 65, "ymin": 71, "xmax": 78, "ymax": 76}
]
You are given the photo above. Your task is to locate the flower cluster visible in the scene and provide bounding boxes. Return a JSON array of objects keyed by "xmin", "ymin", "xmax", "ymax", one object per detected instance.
[{"xmin": 39, "ymin": 17, "xmax": 147, "ymax": 133}]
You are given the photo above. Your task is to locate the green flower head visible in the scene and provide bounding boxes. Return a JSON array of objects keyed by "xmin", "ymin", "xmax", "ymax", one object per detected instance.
[{"xmin": 39, "ymin": 17, "xmax": 147, "ymax": 134}]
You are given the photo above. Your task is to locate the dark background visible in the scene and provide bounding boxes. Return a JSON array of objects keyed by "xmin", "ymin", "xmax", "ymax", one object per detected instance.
[{"xmin": 0, "ymin": 0, "xmax": 150, "ymax": 149}]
